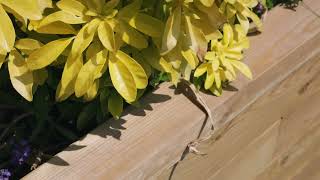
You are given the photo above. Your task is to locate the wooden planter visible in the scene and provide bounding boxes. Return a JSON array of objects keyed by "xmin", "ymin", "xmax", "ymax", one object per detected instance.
[{"xmin": 24, "ymin": 0, "xmax": 320, "ymax": 179}]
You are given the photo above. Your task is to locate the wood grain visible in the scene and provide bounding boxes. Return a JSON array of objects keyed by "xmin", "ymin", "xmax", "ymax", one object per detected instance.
[
  {"xmin": 158, "ymin": 29, "xmax": 320, "ymax": 180},
  {"xmin": 24, "ymin": 0, "xmax": 320, "ymax": 179}
]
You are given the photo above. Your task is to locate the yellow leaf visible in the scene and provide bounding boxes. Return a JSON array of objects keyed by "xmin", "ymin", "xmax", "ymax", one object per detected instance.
[
  {"xmin": 230, "ymin": 60, "xmax": 253, "ymax": 79},
  {"xmin": 223, "ymin": 23, "xmax": 233, "ymax": 46},
  {"xmin": 83, "ymin": 80, "xmax": 99, "ymax": 101},
  {"xmin": 209, "ymin": 85, "xmax": 222, "ymax": 96},
  {"xmin": 214, "ymin": 70, "xmax": 221, "ymax": 88},
  {"xmin": 236, "ymin": 13, "xmax": 249, "ymax": 34},
  {"xmin": 161, "ymin": 5, "xmax": 181, "ymax": 55},
  {"xmin": 204, "ymin": 52, "xmax": 216, "ymax": 61},
  {"xmin": 75, "ymin": 50, "xmax": 108, "ymax": 97},
  {"xmin": 8, "ymin": 50, "xmax": 29, "ymax": 77},
  {"xmin": 98, "ymin": 21, "xmax": 116, "ymax": 51},
  {"xmin": 128, "ymin": 13, "xmax": 164, "ymax": 37},
  {"xmin": 159, "ymin": 57, "xmax": 180, "ymax": 85},
  {"xmin": 200, "ymin": 0, "xmax": 214, "ymax": 7},
  {"xmin": 109, "ymin": 54, "xmax": 137, "ymax": 103},
  {"xmin": 0, "ymin": 4, "xmax": 15, "ymax": 53},
  {"xmin": 116, "ymin": 50, "xmax": 147, "ymax": 89},
  {"xmin": 235, "ymin": 2, "xmax": 262, "ymax": 31},
  {"xmin": 86, "ymin": 41, "xmax": 102, "ymax": 60},
  {"xmin": 181, "ymin": 49, "xmax": 199, "ymax": 69},
  {"xmin": 31, "ymin": 20, "xmax": 77, "ymax": 35},
  {"xmin": 221, "ymin": 57, "xmax": 236, "ymax": 76},
  {"xmin": 8, "ymin": 50, "xmax": 33, "ymax": 101},
  {"xmin": 102, "ymin": 0, "xmax": 120, "ymax": 14},
  {"xmin": 15, "ymin": 38, "xmax": 43, "ymax": 55},
  {"xmin": 108, "ymin": 92, "xmax": 123, "ymax": 119},
  {"xmin": 224, "ymin": 49, "xmax": 243, "ymax": 60},
  {"xmin": 194, "ymin": 63, "xmax": 208, "ymax": 77},
  {"xmin": 118, "ymin": 0, "xmax": 142, "ymax": 21},
  {"xmin": 184, "ymin": 15, "xmax": 207, "ymax": 58},
  {"xmin": 0, "ymin": 51, "xmax": 5, "ymax": 69},
  {"xmin": 39, "ymin": 11, "xmax": 89, "ymax": 28},
  {"xmin": 118, "ymin": 21, "xmax": 148, "ymax": 49},
  {"xmin": 27, "ymin": 37, "xmax": 74, "ymax": 70},
  {"xmin": 57, "ymin": 0, "xmax": 88, "ymax": 17},
  {"xmin": 195, "ymin": 1, "xmax": 226, "ymax": 28},
  {"xmin": 212, "ymin": 59, "xmax": 220, "ymax": 71},
  {"xmin": 204, "ymin": 66, "xmax": 214, "ymax": 89},
  {"xmin": 1, "ymin": 0, "xmax": 44, "ymax": 20},
  {"xmin": 57, "ymin": 19, "xmax": 100, "ymax": 101},
  {"xmin": 83, "ymin": 0, "xmax": 104, "ymax": 14}
]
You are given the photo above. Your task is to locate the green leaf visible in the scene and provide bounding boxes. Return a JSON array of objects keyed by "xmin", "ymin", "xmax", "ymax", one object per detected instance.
[
  {"xmin": 77, "ymin": 101, "xmax": 97, "ymax": 131},
  {"xmin": 108, "ymin": 91, "xmax": 123, "ymax": 119},
  {"xmin": 118, "ymin": 0, "xmax": 142, "ymax": 21}
]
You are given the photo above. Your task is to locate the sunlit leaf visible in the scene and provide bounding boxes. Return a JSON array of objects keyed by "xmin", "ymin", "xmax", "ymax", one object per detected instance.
[
  {"xmin": 57, "ymin": 0, "xmax": 88, "ymax": 17},
  {"xmin": 161, "ymin": 5, "xmax": 181, "ymax": 55},
  {"xmin": 8, "ymin": 50, "xmax": 34, "ymax": 101},
  {"xmin": 230, "ymin": 59, "xmax": 253, "ymax": 79},
  {"xmin": 98, "ymin": 21, "xmax": 116, "ymax": 51},
  {"xmin": 128, "ymin": 13, "xmax": 164, "ymax": 37},
  {"xmin": 118, "ymin": 21, "xmax": 148, "ymax": 49},
  {"xmin": 15, "ymin": 38, "xmax": 43, "ymax": 55},
  {"xmin": 115, "ymin": 50, "xmax": 147, "ymax": 89},
  {"xmin": 0, "ymin": 4, "xmax": 15, "ymax": 53},
  {"xmin": 27, "ymin": 37, "xmax": 74, "ymax": 70},
  {"xmin": 109, "ymin": 54, "xmax": 136, "ymax": 103},
  {"xmin": 1, "ymin": 0, "xmax": 45, "ymax": 20},
  {"xmin": 75, "ymin": 50, "xmax": 108, "ymax": 97}
]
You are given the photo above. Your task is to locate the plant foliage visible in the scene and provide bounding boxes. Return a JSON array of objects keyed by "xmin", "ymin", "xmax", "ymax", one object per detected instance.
[{"xmin": 0, "ymin": 0, "xmax": 264, "ymax": 118}]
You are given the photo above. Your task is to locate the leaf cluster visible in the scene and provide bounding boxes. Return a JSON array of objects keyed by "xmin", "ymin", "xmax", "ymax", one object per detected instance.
[{"xmin": 0, "ymin": 0, "xmax": 263, "ymax": 118}]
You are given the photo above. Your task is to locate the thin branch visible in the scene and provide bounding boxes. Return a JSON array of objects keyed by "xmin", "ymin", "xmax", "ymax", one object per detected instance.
[{"xmin": 0, "ymin": 112, "xmax": 34, "ymax": 142}]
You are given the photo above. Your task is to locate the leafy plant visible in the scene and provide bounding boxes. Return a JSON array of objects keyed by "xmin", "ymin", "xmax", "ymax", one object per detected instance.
[{"xmin": 0, "ymin": 0, "xmax": 262, "ymax": 119}]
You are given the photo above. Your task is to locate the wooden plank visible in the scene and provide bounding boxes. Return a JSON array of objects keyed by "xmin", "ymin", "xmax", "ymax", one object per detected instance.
[
  {"xmin": 208, "ymin": 121, "xmax": 280, "ymax": 180},
  {"xmin": 292, "ymin": 156, "xmax": 320, "ymax": 180},
  {"xmin": 157, "ymin": 30, "xmax": 320, "ymax": 180},
  {"xmin": 24, "ymin": 1, "xmax": 320, "ymax": 179},
  {"xmin": 255, "ymin": 124, "xmax": 320, "ymax": 180}
]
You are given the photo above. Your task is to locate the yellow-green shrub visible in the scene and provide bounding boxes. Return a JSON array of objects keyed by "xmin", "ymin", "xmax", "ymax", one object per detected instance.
[{"xmin": 0, "ymin": 0, "xmax": 262, "ymax": 118}]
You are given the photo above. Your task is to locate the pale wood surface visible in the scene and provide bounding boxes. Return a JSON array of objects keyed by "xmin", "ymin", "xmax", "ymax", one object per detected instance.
[
  {"xmin": 158, "ymin": 24, "xmax": 320, "ymax": 180},
  {"xmin": 24, "ymin": 1, "xmax": 320, "ymax": 179}
]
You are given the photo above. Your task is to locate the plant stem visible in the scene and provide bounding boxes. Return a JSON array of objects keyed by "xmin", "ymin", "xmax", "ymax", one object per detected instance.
[{"xmin": 0, "ymin": 112, "xmax": 34, "ymax": 143}]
